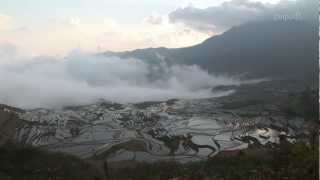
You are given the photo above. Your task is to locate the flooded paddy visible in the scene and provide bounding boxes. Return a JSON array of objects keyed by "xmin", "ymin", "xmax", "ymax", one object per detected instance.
[{"xmin": 16, "ymin": 96, "xmax": 301, "ymax": 163}]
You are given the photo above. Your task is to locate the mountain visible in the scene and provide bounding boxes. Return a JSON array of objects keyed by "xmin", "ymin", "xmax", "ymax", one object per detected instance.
[{"xmin": 103, "ymin": 20, "xmax": 318, "ymax": 81}]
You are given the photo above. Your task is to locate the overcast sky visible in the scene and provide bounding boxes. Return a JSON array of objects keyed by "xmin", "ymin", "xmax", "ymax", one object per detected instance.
[
  {"xmin": 1, "ymin": 0, "xmax": 284, "ymax": 23},
  {"xmin": 0, "ymin": 0, "xmax": 317, "ymax": 108},
  {"xmin": 0, "ymin": 0, "xmax": 311, "ymax": 56}
]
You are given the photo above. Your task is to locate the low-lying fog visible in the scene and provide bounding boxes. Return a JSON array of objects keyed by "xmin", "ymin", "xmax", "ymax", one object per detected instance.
[{"xmin": 0, "ymin": 51, "xmax": 247, "ymax": 109}]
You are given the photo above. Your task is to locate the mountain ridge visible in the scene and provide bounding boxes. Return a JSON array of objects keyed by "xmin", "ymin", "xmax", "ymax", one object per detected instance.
[{"xmin": 102, "ymin": 20, "xmax": 318, "ymax": 81}]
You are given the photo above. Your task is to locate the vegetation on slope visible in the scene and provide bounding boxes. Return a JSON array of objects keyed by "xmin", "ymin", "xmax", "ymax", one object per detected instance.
[
  {"xmin": 106, "ymin": 140, "xmax": 318, "ymax": 180},
  {"xmin": 0, "ymin": 143, "xmax": 104, "ymax": 180}
]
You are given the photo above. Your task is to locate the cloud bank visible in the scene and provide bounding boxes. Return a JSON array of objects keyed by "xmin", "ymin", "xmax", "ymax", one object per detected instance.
[
  {"xmin": 169, "ymin": 0, "xmax": 317, "ymax": 32},
  {"xmin": 0, "ymin": 51, "xmax": 243, "ymax": 109}
]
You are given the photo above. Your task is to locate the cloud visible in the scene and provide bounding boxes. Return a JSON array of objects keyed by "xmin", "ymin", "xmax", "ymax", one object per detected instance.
[
  {"xmin": 0, "ymin": 16, "xmax": 209, "ymax": 56},
  {"xmin": 143, "ymin": 12, "xmax": 165, "ymax": 25},
  {"xmin": 169, "ymin": 0, "xmax": 317, "ymax": 33},
  {"xmin": 0, "ymin": 14, "xmax": 13, "ymax": 31},
  {"xmin": 0, "ymin": 50, "xmax": 243, "ymax": 109}
]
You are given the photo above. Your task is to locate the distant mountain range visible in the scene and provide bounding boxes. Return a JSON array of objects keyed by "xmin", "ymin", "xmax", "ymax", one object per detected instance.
[{"xmin": 103, "ymin": 20, "xmax": 318, "ymax": 82}]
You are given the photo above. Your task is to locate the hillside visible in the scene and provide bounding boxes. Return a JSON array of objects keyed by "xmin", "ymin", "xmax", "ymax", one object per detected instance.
[{"xmin": 104, "ymin": 20, "xmax": 318, "ymax": 81}]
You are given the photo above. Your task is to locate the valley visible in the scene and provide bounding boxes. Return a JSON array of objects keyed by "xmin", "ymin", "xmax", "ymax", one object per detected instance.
[{"xmin": 14, "ymin": 80, "xmax": 311, "ymax": 163}]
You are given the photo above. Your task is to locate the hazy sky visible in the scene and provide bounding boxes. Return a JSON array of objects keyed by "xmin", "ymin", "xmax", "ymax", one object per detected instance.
[
  {"xmin": 1, "ymin": 0, "xmax": 314, "ymax": 108},
  {"xmin": 0, "ymin": 0, "xmax": 298, "ymax": 56},
  {"xmin": 1, "ymin": 0, "xmax": 283, "ymax": 23}
]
